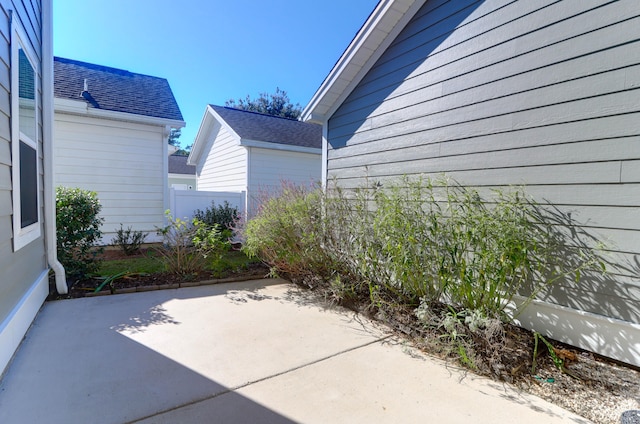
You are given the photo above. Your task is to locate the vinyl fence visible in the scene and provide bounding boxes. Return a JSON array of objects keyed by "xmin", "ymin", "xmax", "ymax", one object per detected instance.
[{"xmin": 169, "ymin": 188, "xmax": 246, "ymax": 221}]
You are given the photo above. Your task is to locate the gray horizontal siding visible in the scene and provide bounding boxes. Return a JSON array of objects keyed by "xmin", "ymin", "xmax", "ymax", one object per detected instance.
[
  {"xmin": 0, "ymin": 0, "xmax": 46, "ymax": 327},
  {"xmin": 327, "ymin": 0, "xmax": 640, "ymax": 323}
]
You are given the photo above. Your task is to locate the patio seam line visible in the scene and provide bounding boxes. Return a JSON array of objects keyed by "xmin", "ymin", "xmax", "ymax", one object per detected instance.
[{"xmin": 125, "ymin": 334, "xmax": 393, "ymax": 424}]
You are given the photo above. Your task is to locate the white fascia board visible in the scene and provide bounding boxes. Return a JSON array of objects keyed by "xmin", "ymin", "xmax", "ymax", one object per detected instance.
[
  {"xmin": 240, "ymin": 139, "xmax": 322, "ymax": 155},
  {"xmin": 207, "ymin": 106, "xmax": 242, "ymax": 141},
  {"xmin": 188, "ymin": 106, "xmax": 216, "ymax": 165},
  {"xmin": 301, "ymin": 0, "xmax": 426, "ymax": 124},
  {"xmin": 168, "ymin": 173, "xmax": 195, "ymax": 179},
  {"xmin": 53, "ymin": 97, "xmax": 186, "ymax": 129}
]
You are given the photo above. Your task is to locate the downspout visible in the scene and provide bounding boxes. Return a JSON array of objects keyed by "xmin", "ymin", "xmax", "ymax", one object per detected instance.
[
  {"xmin": 245, "ymin": 145, "xmax": 251, "ymax": 219},
  {"xmin": 42, "ymin": 0, "xmax": 67, "ymax": 293},
  {"xmin": 163, "ymin": 125, "xmax": 171, "ymax": 226},
  {"xmin": 321, "ymin": 123, "xmax": 328, "ymax": 191}
]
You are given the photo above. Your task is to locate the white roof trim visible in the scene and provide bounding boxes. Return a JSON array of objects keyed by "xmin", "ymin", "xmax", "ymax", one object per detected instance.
[
  {"xmin": 188, "ymin": 105, "xmax": 242, "ymax": 165},
  {"xmin": 301, "ymin": 0, "xmax": 426, "ymax": 124},
  {"xmin": 54, "ymin": 97, "xmax": 185, "ymax": 128},
  {"xmin": 241, "ymin": 139, "xmax": 322, "ymax": 155}
]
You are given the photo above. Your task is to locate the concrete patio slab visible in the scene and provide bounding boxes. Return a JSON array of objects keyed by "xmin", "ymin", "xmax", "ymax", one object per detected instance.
[{"xmin": 0, "ymin": 279, "xmax": 591, "ymax": 423}]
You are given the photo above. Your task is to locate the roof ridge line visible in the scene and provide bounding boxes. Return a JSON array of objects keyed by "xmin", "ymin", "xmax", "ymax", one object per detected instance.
[
  {"xmin": 54, "ymin": 56, "xmax": 168, "ymax": 81},
  {"xmin": 210, "ymin": 104, "xmax": 302, "ymax": 122}
]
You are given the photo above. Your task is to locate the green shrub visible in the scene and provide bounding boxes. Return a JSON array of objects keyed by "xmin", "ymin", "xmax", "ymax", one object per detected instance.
[
  {"xmin": 56, "ymin": 186, "xmax": 104, "ymax": 280},
  {"xmin": 193, "ymin": 201, "xmax": 239, "ymax": 240},
  {"xmin": 114, "ymin": 224, "xmax": 147, "ymax": 255},
  {"xmin": 242, "ymin": 183, "xmax": 336, "ymax": 284},
  {"xmin": 243, "ymin": 177, "xmax": 605, "ymax": 318},
  {"xmin": 155, "ymin": 212, "xmax": 228, "ymax": 277}
]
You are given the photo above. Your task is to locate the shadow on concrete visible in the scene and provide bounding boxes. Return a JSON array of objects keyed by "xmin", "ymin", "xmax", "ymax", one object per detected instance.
[{"xmin": 0, "ymin": 280, "xmax": 301, "ymax": 424}]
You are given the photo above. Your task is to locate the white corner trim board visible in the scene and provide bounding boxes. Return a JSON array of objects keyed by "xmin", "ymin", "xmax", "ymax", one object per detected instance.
[
  {"xmin": 0, "ymin": 271, "xmax": 49, "ymax": 376},
  {"xmin": 509, "ymin": 296, "xmax": 640, "ymax": 367}
]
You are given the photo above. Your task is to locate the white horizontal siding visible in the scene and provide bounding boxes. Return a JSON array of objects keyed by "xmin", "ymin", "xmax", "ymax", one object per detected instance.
[
  {"xmin": 168, "ymin": 174, "xmax": 196, "ymax": 189},
  {"xmin": 196, "ymin": 124, "xmax": 247, "ymax": 192},
  {"xmin": 53, "ymin": 113, "xmax": 166, "ymax": 243},
  {"xmin": 327, "ymin": 0, "xmax": 640, "ymax": 326},
  {"xmin": 248, "ymin": 147, "xmax": 321, "ymax": 190},
  {"xmin": 247, "ymin": 147, "xmax": 321, "ymax": 213}
]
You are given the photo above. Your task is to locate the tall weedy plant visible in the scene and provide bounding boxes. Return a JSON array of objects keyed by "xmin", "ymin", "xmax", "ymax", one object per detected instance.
[
  {"xmin": 155, "ymin": 212, "xmax": 227, "ymax": 277},
  {"xmin": 242, "ymin": 182, "xmax": 332, "ymax": 283},
  {"xmin": 243, "ymin": 177, "xmax": 605, "ymax": 319}
]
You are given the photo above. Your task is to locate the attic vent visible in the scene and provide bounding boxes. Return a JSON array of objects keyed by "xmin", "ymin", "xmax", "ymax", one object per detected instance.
[
  {"xmin": 79, "ymin": 79, "xmax": 99, "ymax": 108},
  {"xmin": 81, "ymin": 79, "xmax": 91, "ymax": 101}
]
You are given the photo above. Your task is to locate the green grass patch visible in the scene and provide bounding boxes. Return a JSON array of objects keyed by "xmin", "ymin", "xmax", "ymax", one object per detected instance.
[
  {"xmin": 97, "ymin": 252, "xmax": 164, "ymax": 276},
  {"xmin": 96, "ymin": 249, "xmax": 260, "ymax": 278},
  {"xmin": 209, "ymin": 249, "xmax": 262, "ymax": 277}
]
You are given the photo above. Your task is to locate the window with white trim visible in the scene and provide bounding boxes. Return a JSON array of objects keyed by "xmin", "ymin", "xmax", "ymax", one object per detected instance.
[{"xmin": 11, "ymin": 17, "xmax": 41, "ymax": 251}]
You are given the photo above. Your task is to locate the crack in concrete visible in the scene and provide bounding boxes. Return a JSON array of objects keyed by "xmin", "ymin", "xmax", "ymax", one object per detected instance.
[{"xmin": 126, "ymin": 335, "xmax": 392, "ymax": 423}]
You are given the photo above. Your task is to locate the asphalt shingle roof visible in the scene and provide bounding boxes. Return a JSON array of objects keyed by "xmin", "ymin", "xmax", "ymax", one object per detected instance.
[
  {"xmin": 210, "ymin": 105, "xmax": 321, "ymax": 149},
  {"xmin": 168, "ymin": 154, "xmax": 196, "ymax": 175},
  {"xmin": 54, "ymin": 57, "xmax": 184, "ymax": 121}
]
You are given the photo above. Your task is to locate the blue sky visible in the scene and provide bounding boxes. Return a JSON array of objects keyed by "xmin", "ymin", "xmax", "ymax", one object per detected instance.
[{"xmin": 53, "ymin": 0, "xmax": 379, "ymax": 148}]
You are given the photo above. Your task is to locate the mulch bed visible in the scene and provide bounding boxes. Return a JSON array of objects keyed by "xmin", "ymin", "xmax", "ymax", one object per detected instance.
[{"xmin": 47, "ymin": 247, "xmax": 270, "ymax": 300}]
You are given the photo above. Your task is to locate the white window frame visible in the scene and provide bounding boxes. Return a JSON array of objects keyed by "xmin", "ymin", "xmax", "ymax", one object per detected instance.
[{"xmin": 11, "ymin": 16, "xmax": 41, "ymax": 251}]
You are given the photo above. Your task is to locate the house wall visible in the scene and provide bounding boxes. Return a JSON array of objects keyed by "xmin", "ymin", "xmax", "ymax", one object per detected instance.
[
  {"xmin": 54, "ymin": 113, "xmax": 167, "ymax": 243},
  {"xmin": 168, "ymin": 174, "xmax": 195, "ymax": 190},
  {"xmin": 0, "ymin": 0, "xmax": 50, "ymax": 374},
  {"xmin": 326, "ymin": 0, "xmax": 640, "ymax": 361},
  {"xmin": 247, "ymin": 147, "xmax": 321, "ymax": 213},
  {"xmin": 195, "ymin": 122, "xmax": 247, "ymax": 192}
]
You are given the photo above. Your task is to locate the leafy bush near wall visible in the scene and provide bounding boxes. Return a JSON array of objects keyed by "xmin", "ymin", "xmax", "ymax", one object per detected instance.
[
  {"xmin": 243, "ymin": 177, "xmax": 605, "ymax": 318},
  {"xmin": 242, "ymin": 183, "xmax": 336, "ymax": 283},
  {"xmin": 193, "ymin": 201, "xmax": 239, "ymax": 240},
  {"xmin": 155, "ymin": 212, "xmax": 228, "ymax": 278},
  {"xmin": 56, "ymin": 186, "xmax": 104, "ymax": 280},
  {"xmin": 242, "ymin": 176, "xmax": 606, "ymax": 374},
  {"xmin": 114, "ymin": 224, "xmax": 147, "ymax": 255}
]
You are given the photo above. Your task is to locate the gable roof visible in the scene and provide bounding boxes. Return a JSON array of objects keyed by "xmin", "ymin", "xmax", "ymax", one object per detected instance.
[
  {"xmin": 189, "ymin": 105, "xmax": 322, "ymax": 165},
  {"xmin": 301, "ymin": 0, "xmax": 426, "ymax": 123},
  {"xmin": 168, "ymin": 154, "xmax": 196, "ymax": 175},
  {"xmin": 209, "ymin": 105, "xmax": 322, "ymax": 149},
  {"xmin": 54, "ymin": 57, "xmax": 184, "ymax": 122}
]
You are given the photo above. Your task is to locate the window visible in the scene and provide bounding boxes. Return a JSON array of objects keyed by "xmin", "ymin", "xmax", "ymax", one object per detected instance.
[{"xmin": 11, "ymin": 17, "xmax": 40, "ymax": 251}]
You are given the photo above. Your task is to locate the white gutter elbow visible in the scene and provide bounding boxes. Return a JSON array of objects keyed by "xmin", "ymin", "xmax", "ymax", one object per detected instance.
[{"xmin": 47, "ymin": 230, "xmax": 67, "ymax": 294}]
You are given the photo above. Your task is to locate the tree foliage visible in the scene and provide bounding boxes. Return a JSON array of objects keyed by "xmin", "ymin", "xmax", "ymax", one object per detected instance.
[
  {"xmin": 225, "ymin": 87, "xmax": 302, "ymax": 119},
  {"xmin": 168, "ymin": 128, "xmax": 182, "ymax": 147}
]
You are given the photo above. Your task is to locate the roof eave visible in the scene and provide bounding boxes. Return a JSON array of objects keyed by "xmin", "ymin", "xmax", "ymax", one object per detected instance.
[
  {"xmin": 54, "ymin": 97, "xmax": 185, "ymax": 128},
  {"xmin": 301, "ymin": 0, "xmax": 426, "ymax": 124},
  {"xmin": 188, "ymin": 106, "xmax": 215, "ymax": 165},
  {"xmin": 240, "ymin": 138, "xmax": 322, "ymax": 155}
]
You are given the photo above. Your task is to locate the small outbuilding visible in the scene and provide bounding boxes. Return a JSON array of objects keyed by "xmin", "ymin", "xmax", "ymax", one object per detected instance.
[{"xmin": 188, "ymin": 105, "xmax": 322, "ymax": 214}]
